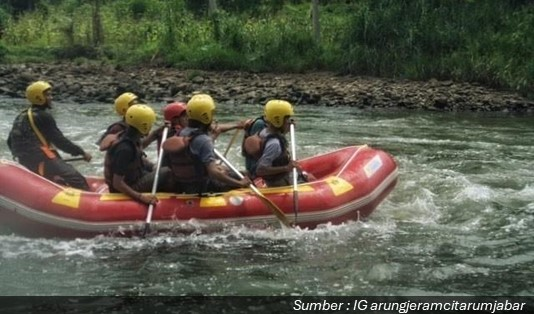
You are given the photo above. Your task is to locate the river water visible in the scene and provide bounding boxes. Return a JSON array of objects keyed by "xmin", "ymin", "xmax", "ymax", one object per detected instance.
[{"xmin": 0, "ymin": 96, "xmax": 532, "ymax": 297}]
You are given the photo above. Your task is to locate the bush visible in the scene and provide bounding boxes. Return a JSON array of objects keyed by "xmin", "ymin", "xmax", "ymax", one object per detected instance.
[
  {"xmin": 338, "ymin": 0, "xmax": 533, "ymax": 96},
  {"xmin": 0, "ymin": 0, "xmax": 532, "ymax": 98}
]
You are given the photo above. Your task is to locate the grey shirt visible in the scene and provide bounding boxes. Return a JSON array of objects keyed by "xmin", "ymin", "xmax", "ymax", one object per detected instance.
[
  {"xmin": 256, "ymin": 128, "xmax": 283, "ymax": 170},
  {"xmin": 180, "ymin": 127, "xmax": 216, "ymax": 166}
]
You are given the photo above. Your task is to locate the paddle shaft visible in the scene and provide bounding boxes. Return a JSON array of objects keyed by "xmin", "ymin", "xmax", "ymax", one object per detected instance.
[
  {"xmin": 213, "ymin": 149, "xmax": 291, "ymax": 228},
  {"xmin": 289, "ymin": 123, "xmax": 299, "ymax": 222},
  {"xmin": 223, "ymin": 129, "xmax": 241, "ymax": 158},
  {"xmin": 142, "ymin": 126, "xmax": 169, "ymax": 236},
  {"xmin": 63, "ymin": 157, "xmax": 85, "ymax": 162}
]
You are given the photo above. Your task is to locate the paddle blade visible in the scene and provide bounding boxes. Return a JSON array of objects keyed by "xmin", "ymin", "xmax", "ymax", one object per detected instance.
[
  {"xmin": 142, "ymin": 222, "xmax": 150, "ymax": 237},
  {"xmin": 213, "ymin": 148, "xmax": 292, "ymax": 228},
  {"xmin": 249, "ymin": 184, "xmax": 291, "ymax": 228}
]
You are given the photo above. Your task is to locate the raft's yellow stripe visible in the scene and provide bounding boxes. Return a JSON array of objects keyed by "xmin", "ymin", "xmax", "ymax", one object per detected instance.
[
  {"xmin": 259, "ymin": 185, "xmax": 315, "ymax": 194},
  {"xmin": 200, "ymin": 196, "xmax": 227, "ymax": 207},
  {"xmin": 100, "ymin": 194, "xmax": 130, "ymax": 201},
  {"xmin": 324, "ymin": 176, "xmax": 353, "ymax": 196},
  {"xmin": 52, "ymin": 188, "xmax": 82, "ymax": 209},
  {"xmin": 99, "ymin": 193, "xmax": 174, "ymax": 201}
]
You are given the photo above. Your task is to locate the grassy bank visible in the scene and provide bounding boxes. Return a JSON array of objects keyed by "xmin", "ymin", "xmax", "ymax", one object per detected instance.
[{"xmin": 0, "ymin": 0, "xmax": 532, "ymax": 98}]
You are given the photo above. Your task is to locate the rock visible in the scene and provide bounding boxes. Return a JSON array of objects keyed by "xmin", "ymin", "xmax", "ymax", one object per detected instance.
[
  {"xmin": 0, "ymin": 62, "xmax": 531, "ymax": 113},
  {"xmin": 433, "ymin": 98, "xmax": 449, "ymax": 110}
]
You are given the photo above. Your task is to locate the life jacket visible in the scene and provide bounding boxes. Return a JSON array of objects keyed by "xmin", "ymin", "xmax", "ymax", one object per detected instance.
[
  {"xmin": 8, "ymin": 107, "xmax": 59, "ymax": 165},
  {"xmin": 243, "ymin": 134, "xmax": 263, "ymax": 160},
  {"xmin": 104, "ymin": 134, "xmax": 146, "ymax": 191},
  {"xmin": 157, "ymin": 125, "xmax": 182, "ymax": 155},
  {"xmin": 96, "ymin": 120, "xmax": 128, "ymax": 147},
  {"xmin": 244, "ymin": 132, "xmax": 288, "ymax": 160},
  {"xmin": 162, "ymin": 130, "xmax": 205, "ymax": 183},
  {"xmin": 241, "ymin": 116, "xmax": 265, "ymax": 157},
  {"xmin": 244, "ymin": 132, "xmax": 290, "ymax": 182},
  {"xmin": 99, "ymin": 130, "xmax": 124, "ymax": 151},
  {"xmin": 27, "ymin": 108, "xmax": 59, "ymax": 159}
]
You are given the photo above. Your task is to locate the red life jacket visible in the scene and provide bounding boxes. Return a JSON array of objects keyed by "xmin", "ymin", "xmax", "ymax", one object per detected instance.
[
  {"xmin": 244, "ymin": 132, "xmax": 290, "ymax": 182},
  {"xmin": 157, "ymin": 125, "xmax": 183, "ymax": 153},
  {"xmin": 99, "ymin": 130, "xmax": 124, "ymax": 152},
  {"xmin": 162, "ymin": 132, "xmax": 205, "ymax": 183},
  {"xmin": 244, "ymin": 133, "xmax": 289, "ymax": 162},
  {"xmin": 96, "ymin": 120, "xmax": 127, "ymax": 147},
  {"xmin": 241, "ymin": 116, "xmax": 264, "ymax": 158}
]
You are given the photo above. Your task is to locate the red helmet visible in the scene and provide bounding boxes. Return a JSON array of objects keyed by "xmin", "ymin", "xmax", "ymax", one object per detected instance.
[{"xmin": 163, "ymin": 102, "xmax": 187, "ymax": 121}]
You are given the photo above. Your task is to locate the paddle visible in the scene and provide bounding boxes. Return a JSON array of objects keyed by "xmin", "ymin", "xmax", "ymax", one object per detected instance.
[
  {"xmin": 289, "ymin": 122, "xmax": 299, "ymax": 223},
  {"xmin": 63, "ymin": 157, "xmax": 85, "ymax": 162},
  {"xmin": 213, "ymin": 149, "xmax": 291, "ymax": 228},
  {"xmin": 223, "ymin": 128, "xmax": 241, "ymax": 158},
  {"xmin": 142, "ymin": 126, "xmax": 169, "ymax": 237}
]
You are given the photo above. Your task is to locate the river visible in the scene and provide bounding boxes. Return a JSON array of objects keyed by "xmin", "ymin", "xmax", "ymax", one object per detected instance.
[{"xmin": 0, "ymin": 96, "xmax": 533, "ymax": 298}]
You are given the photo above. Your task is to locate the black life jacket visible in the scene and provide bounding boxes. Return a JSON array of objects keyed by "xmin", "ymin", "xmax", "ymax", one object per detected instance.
[{"xmin": 8, "ymin": 107, "xmax": 58, "ymax": 161}]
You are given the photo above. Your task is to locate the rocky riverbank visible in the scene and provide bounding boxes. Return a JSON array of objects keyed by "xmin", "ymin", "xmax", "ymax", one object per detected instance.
[{"xmin": 0, "ymin": 62, "xmax": 532, "ymax": 112}]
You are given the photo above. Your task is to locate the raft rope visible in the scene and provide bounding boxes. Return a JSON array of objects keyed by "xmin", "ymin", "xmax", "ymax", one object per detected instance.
[{"xmin": 335, "ymin": 145, "xmax": 368, "ymax": 177}]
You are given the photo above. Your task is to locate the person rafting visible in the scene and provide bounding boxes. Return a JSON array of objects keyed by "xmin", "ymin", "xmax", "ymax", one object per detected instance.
[
  {"xmin": 96, "ymin": 92, "xmax": 139, "ymax": 150},
  {"xmin": 162, "ymin": 94, "xmax": 250, "ymax": 194},
  {"xmin": 142, "ymin": 101, "xmax": 188, "ymax": 152},
  {"xmin": 241, "ymin": 112, "xmax": 266, "ymax": 178},
  {"xmin": 7, "ymin": 80, "xmax": 92, "ymax": 190},
  {"xmin": 103, "ymin": 104, "xmax": 173, "ymax": 205},
  {"xmin": 243, "ymin": 100, "xmax": 304, "ymax": 187},
  {"xmin": 143, "ymin": 100, "xmax": 248, "ymax": 152}
]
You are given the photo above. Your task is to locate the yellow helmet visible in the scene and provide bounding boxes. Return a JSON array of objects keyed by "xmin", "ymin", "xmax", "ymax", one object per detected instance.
[
  {"xmin": 264, "ymin": 100, "xmax": 294, "ymax": 128},
  {"xmin": 26, "ymin": 81, "xmax": 52, "ymax": 106},
  {"xmin": 186, "ymin": 94, "xmax": 216, "ymax": 124},
  {"xmin": 114, "ymin": 92, "xmax": 138, "ymax": 116},
  {"xmin": 125, "ymin": 104, "xmax": 156, "ymax": 135}
]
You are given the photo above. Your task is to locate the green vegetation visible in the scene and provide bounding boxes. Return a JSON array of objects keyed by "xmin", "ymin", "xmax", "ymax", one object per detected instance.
[{"xmin": 0, "ymin": 0, "xmax": 532, "ymax": 97}]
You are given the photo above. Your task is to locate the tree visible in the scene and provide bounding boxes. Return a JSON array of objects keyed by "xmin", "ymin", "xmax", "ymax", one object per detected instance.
[
  {"xmin": 208, "ymin": 0, "xmax": 217, "ymax": 16},
  {"xmin": 92, "ymin": 0, "xmax": 104, "ymax": 46},
  {"xmin": 311, "ymin": 0, "xmax": 320, "ymax": 43}
]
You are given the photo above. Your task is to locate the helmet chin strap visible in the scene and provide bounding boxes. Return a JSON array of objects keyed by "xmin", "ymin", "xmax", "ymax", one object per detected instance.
[{"xmin": 267, "ymin": 122, "xmax": 284, "ymax": 133}]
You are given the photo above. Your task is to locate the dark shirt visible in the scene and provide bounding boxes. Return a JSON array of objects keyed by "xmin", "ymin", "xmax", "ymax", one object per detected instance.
[
  {"xmin": 110, "ymin": 140, "xmax": 138, "ymax": 177},
  {"xmin": 105, "ymin": 130, "xmax": 147, "ymax": 191},
  {"xmin": 8, "ymin": 106, "xmax": 84, "ymax": 161}
]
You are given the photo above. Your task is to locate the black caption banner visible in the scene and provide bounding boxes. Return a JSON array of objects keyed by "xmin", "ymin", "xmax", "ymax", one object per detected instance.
[{"xmin": 1, "ymin": 296, "xmax": 533, "ymax": 314}]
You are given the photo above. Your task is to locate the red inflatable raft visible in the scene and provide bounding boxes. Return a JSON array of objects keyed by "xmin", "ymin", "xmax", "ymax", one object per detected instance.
[{"xmin": 0, "ymin": 145, "xmax": 398, "ymax": 238}]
